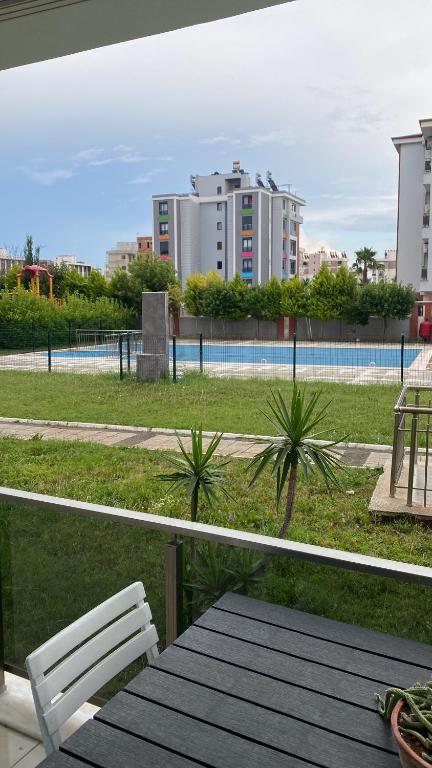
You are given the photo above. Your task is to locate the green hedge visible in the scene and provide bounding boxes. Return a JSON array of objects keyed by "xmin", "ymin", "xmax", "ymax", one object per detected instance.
[
  {"xmin": 0, "ymin": 291, "xmax": 135, "ymax": 349},
  {"xmin": 184, "ymin": 267, "xmax": 417, "ymax": 325}
]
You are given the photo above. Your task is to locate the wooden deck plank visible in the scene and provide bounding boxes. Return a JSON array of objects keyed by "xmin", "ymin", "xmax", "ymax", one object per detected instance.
[
  {"xmin": 196, "ymin": 608, "xmax": 431, "ymax": 685},
  {"xmin": 37, "ymin": 754, "xmax": 89, "ymax": 768},
  {"xmin": 148, "ymin": 644, "xmax": 395, "ymax": 751},
  {"xmin": 125, "ymin": 666, "xmax": 398, "ymax": 768},
  {"xmin": 61, "ymin": 720, "xmax": 199, "ymax": 767},
  {"xmin": 95, "ymin": 690, "xmax": 314, "ymax": 768},
  {"xmin": 215, "ymin": 593, "xmax": 432, "ymax": 667},
  {"xmin": 175, "ymin": 625, "xmax": 389, "ymax": 709}
]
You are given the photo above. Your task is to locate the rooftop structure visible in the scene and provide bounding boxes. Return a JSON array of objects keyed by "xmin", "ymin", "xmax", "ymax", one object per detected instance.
[{"xmin": 105, "ymin": 236, "xmax": 153, "ymax": 279}]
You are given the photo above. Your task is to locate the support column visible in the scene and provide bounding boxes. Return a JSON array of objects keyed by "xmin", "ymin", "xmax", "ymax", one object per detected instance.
[{"xmin": 136, "ymin": 292, "xmax": 170, "ymax": 381}]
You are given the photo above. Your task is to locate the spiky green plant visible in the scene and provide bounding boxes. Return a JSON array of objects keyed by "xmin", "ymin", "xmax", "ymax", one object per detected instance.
[
  {"xmin": 377, "ymin": 684, "xmax": 432, "ymax": 764},
  {"xmin": 186, "ymin": 543, "xmax": 264, "ymax": 612},
  {"xmin": 249, "ymin": 385, "xmax": 346, "ymax": 537},
  {"xmin": 158, "ymin": 427, "xmax": 233, "ymax": 524}
]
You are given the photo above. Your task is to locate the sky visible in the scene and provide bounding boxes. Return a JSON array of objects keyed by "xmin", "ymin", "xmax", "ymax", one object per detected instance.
[{"xmin": 1, "ymin": 0, "xmax": 431, "ymax": 269}]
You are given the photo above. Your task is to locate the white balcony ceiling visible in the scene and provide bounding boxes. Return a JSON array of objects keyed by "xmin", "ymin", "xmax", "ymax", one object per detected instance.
[{"xmin": 0, "ymin": 0, "xmax": 294, "ymax": 71}]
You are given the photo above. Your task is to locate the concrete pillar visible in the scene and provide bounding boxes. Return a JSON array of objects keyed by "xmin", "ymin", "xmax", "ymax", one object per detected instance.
[{"xmin": 136, "ymin": 292, "xmax": 170, "ymax": 381}]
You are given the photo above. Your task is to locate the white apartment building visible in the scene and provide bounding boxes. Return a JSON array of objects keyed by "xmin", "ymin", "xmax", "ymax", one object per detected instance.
[
  {"xmin": 105, "ymin": 236, "xmax": 153, "ymax": 279},
  {"xmin": 0, "ymin": 248, "xmax": 23, "ymax": 273},
  {"xmin": 55, "ymin": 255, "xmax": 96, "ymax": 277},
  {"xmin": 393, "ymin": 118, "xmax": 432, "ymax": 298},
  {"xmin": 152, "ymin": 163, "xmax": 305, "ymax": 287},
  {"xmin": 299, "ymin": 247, "xmax": 348, "ymax": 279},
  {"xmin": 370, "ymin": 250, "xmax": 397, "ymax": 284}
]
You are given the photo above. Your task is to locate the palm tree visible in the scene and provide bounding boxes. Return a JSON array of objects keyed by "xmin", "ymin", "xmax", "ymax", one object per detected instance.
[
  {"xmin": 249, "ymin": 386, "xmax": 346, "ymax": 538},
  {"xmin": 159, "ymin": 425, "xmax": 233, "ymax": 525},
  {"xmin": 352, "ymin": 246, "xmax": 381, "ymax": 284}
]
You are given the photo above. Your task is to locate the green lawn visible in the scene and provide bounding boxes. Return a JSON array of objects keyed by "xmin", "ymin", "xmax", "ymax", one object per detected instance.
[
  {"xmin": 1, "ymin": 435, "xmax": 431, "ymax": 692},
  {"xmin": 0, "ymin": 371, "xmax": 400, "ymax": 444}
]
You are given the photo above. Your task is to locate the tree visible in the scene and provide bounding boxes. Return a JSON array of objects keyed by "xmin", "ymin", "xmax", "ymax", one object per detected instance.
[
  {"xmin": 247, "ymin": 277, "xmax": 282, "ymax": 321},
  {"xmin": 333, "ymin": 266, "xmax": 359, "ymax": 320},
  {"xmin": 280, "ymin": 277, "xmax": 309, "ymax": 318},
  {"xmin": 87, "ymin": 270, "xmax": 109, "ymax": 300},
  {"xmin": 202, "ymin": 275, "xmax": 249, "ymax": 320},
  {"xmin": 109, "ymin": 269, "xmax": 136, "ymax": 309},
  {"xmin": 352, "ymin": 247, "xmax": 381, "ymax": 284},
  {"xmin": 184, "ymin": 272, "xmax": 223, "ymax": 316},
  {"xmin": 159, "ymin": 427, "xmax": 233, "ymax": 560},
  {"xmin": 308, "ymin": 264, "xmax": 338, "ymax": 320},
  {"xmin": 22, "ymin": 234, "xmax": 40, "ymax": 265},
  {"xmin": 351, "ymin": 281, "xmax": 417, "ymax": 333},
  {"xmin": 129, "ymin": 252, "xmax": 177, "ymax": 293},
  {"xmin": 63, "ymin": 268, "xmax": 89, "ymax": 297},
  {"xmin": 249, "ymin": 386, "xmax": 345, "ymax": 537},
  {"xmin": 4, "ymin": 264, "xmax": 21, "ymax": 291}
]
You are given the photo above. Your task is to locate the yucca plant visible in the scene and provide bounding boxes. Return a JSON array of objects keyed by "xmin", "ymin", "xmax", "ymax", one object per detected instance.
[
  {"xmin": 377, "ymin": 684, "xmax": 432, "ymax": 764},
  {"xmin": 186, "ymin": 544, "xmax": 265, "ymax": 612},
  {"xmin": 249, "ymin": 385, "xmax": 346, "ymax": 537}
]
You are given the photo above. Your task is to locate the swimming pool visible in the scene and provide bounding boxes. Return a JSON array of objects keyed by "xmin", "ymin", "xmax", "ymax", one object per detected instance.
[{"xmin": 49, "ymin": 343, "xmax": 421, "ymax": 368}]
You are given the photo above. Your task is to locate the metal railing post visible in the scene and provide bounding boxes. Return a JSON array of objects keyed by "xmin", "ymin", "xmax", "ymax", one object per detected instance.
[
  {"xmin": 400, "ymin": 334, "xmax": 405, "ymax": 384},
  {"xmin": 199, "ymin": 333, "xmax": 203, "ymax": 373},
  {"xmin": 293, "ymin": 333, "xmax": 297, "ymax": 382},
  {"xmin": 119, "ymin": 335, "xmax": 124, "ymax": 380},
  {"xmin": 407, "ymin": 413, "xmax": 419, "ymax": 507},
  {"xmin": 47, "ymin": 329, "xmax": 52, "ymax": 372},
  {"xmin": 390, "ymin": 412, "xmax": 401, "ymax": 497},
  {"xmin": 126, "ymin": 333, "xmax": 131, "ymax": 375},
  {"xmin": 0, "ymin": 548, "xmax": 6, "ymax": 693},
  {"xmin": 165, "ymin": 536, "xmax": 183, "ymax": 646},
  {"xmin": 172, "ymin": 335, "xmax": 177, "ymax": 382},
  {"xmin": 68, "ymin": 320, "xmax": 73, "ymax": 348},
  {"xmin": 31, "ymin": 321, "xmax": 36, "ymax": 353}
]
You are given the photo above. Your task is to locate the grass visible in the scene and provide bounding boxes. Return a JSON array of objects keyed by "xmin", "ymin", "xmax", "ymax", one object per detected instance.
[
  {"xmin": 0, "ymin": 370, "xmax": 401, "ymax": 444},
  {"xmin": 1, "ymin": 434, "xmax": 432, "ymax": 691}
]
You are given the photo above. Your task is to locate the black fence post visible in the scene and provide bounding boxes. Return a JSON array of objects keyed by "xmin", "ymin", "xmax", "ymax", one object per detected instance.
[
  {"xmin": 126, "ymin": 333, "xmax": 131, "ymax": 374},
  {"xmin": 68, "ymin": 320, "xmax": 73, "ymax": 348},
  {"xmin": 401, "ymin": 334, "xmax": 405, "ymax": 384},
  {"xmin": 199, "ymin": 333, "xmax": 203, "ymax": 373},
  {"xmin": 173, "ymin": 335, "xmax": 177, "ymax": 382},
  {"xmin": 47, "ymin": 329, "xmax": 52, "ymax": 372},
  {"xmin": 31, "ymin": 321, "xmax": 36, "ymax": 353},
  {"xmin": 119, "ymin": 334, "xmax": 124, "ymax": 380},
  {"xmin": 293, "ymin": 333, "xmax": 297, "ymax": 382}
]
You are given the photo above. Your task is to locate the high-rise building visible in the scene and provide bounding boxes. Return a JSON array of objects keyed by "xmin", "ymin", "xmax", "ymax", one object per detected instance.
[
  {"xmin": 393, "ymin": 118, "xmax": 432, "ymax": 297},
  {"xmin": 152, "ymin": 163, "xmax": 305, "ymax": 286}
]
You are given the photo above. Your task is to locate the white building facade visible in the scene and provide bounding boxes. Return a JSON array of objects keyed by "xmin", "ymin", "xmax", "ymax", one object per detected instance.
[
  {"xmin": 370, "ymin": 250, "xmax": 397, "ymax": 284},
  {"xmin": 393, "ymin": 119, "xmax": 432, "ymax": 298},
  {"xmin": 152, "ymin": 164, "xmax": 305, "ymax": 286},
  {"xmin": 299, "ymin": 247, "xmax": 348, "ymax": 279},
  {"xmin": 55, "ymin": 255, "xmax": 96, "ymax": 277}
]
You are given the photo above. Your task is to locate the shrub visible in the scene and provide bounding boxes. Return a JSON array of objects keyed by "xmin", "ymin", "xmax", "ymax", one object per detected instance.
[
  {"xmin": 247, "ymin": 277, "xmax": 282, "ymax": 321},
  {"xmin": 280, "ymin": 277, "xmax": 309, "ymax": 318}
]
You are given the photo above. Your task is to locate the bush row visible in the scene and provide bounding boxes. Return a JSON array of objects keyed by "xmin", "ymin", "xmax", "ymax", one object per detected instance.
[{"xmin": 183, "ymin": 267, "xmax": 417, "ymax": 324}]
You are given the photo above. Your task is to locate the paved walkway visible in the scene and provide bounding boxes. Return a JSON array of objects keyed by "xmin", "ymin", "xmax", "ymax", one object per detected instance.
[{"xmin": 0, "ymin": 416, "xmax": 392, "ymax": 467}]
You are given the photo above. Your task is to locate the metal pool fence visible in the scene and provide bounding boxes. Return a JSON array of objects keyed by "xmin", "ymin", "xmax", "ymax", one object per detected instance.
[{"xmin": 0, "ymin": 327, "xmax": 431, "ymax": 385}]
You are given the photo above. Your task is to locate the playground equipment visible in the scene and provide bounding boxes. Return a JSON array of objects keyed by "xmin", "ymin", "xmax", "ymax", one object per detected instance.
[{"xmin": 17, "ymin": 265, "xmax": 54, "ymax": 300}]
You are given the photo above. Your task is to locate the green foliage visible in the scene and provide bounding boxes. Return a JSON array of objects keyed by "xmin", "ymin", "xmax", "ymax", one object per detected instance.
[
  {"xmin": 280, "ymin": 277, "xmax": 309, "ymax": 318},
  {"xmin": 187, "ymin": 543, "xmax": 264, "ymax": 612},
  {"xmin": 23, "ymin": 234, "xmax": 40, "ymax": 266},
  {"xmin": 202, "ymin": 273, "xmax": 249, "ymax": 320},
  {"xmin": 352, "ymin": 246, "xmax": 381, "ymax": 284},
  {"xmin": 377, "ymin": 683, "xmax": 432, "ymax": 763},
  {"xmin": 350, "ymin": 282, "xmax": 417, "ymax": 326},
  {"xmin": 63, "ymin": 268, "xmax": 89, "ymax": 297},
  {"xmin": 87, "ymin": 270, "xmax": 109, "ymax": 301},
  {"xmin": 247, "ymin": 277, "xmax": 282, "ymax": 321},
  {"xmin": 128, "ymin": 252, "xmax": 177, "ymax": 293},
  {"xmin": 308, "ymin": 264, "xmax": 340, "ymax": 320},
  {"xmin": 4, "ymin": 264, "xmax": 21, "ymax": 291},
  {"xmin": 249, "ymin": 385, "xmax": 346, "ymax": 536},
  {"xmin": 184, "ymin": 272, "xmax": 223, "ymax": 316},
  {"xmin": 109, "ymin": 269, "xmax": 137, "ymax": 309},
  {"xmin": 158, "ymin": 427, "xmax": 233, "ymax": 522},
  {"xmin": 0, "ymin": 291, "xmax": 134, "ymax": 346}
]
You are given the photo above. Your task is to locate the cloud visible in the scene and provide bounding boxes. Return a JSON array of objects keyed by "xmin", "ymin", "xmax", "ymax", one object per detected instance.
[
  {"xmin": 247, "ymin": 129, "xmax": 295, "ymax": 147},
  {"xmin": 306, "ymin": 194, "xmax": 397, "ymax": 232},
  {"xmin": 201, "ymin": 135, "xmax": 241, "ymax": 145},
  {"xmin": 128, "ymin": 167, "xmax": 163, "ymax": 185},
  {"xmin": 118, "ymin": 153, "xmax": 149, "ymax": 163},
  {"xmin": 76, "ymin": 148, "xmax": 104, "ymax": 161},
  {"xmin": 89, "ymin": 158, "xmax": 114, "ymax": 167},
  {"xmin": 25, "ymin": 168, "xmax": 76, "ymax": 185},
  {"xmin": 113, "ymin": 144, "xmax": 133, "ymax": 152}
]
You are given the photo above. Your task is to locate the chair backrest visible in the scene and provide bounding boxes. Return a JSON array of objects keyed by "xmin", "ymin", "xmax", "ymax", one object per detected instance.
[{"xmin": 25, "ymin": 581, "xmax": 159, "ymax": 755}]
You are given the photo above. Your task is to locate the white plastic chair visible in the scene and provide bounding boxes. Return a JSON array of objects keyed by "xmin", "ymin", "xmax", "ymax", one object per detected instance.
[{"xmin": 25, "ymin": 581, "xmax": 159, "ymax": 755}]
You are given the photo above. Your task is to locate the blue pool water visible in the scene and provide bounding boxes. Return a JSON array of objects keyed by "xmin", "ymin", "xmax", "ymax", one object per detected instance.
[{"xmin": 49, "ymin": 343, "xmax": 421, "ymax": 368}]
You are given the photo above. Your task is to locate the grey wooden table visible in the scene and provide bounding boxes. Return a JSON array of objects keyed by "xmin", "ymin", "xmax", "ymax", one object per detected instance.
[{"xmin": 38, "ymin": 591, "xmax": 432, "ymax": 768}]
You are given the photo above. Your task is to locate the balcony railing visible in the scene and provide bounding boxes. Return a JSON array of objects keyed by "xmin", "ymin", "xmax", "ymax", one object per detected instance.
[
  {"xmin": 390, "ymin": 385, "xmax": 432, "ymax": 506},
  {"xmin": 1, "ymin": 482, "xmax": 432, "ymax": 711},
  {"xmin": 421, "ymin": 267, "xmax": 428, "ymax": 280}
]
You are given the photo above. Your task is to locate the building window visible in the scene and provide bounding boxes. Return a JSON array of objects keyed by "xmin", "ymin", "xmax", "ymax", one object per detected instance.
[
  {"xmin": 282, "ymin": 199, "xmax": 286, "ymax": 210},
  {"xmin": 147, "ymin": 241, "xmax": 151, "ymax": 249},
  {"xmin": 282, "ymin": 258, "xmax": 287, "ymax": 272},
  {"xmin": 217, "ymin": 202, "xmax": 222, "ymax": 211},
  {"xmin": 242, "ymin": 258, "xmax": 253, "ymax": 272},
  {"xmin": 122, "ymin": 254, "xmax": 126, "ymax": 260},
  {"xmin": 242, "ymin": 237, "xmax": 252, "ymax": 252},
  {"xmin": 290, "ymin": 240, "xmax": 297, "ymax": 256},
  {"xmin": 217, "ymin": 185, "xmax": 222, "ymax": 195},
  {"xmin": 121, "ymin": 266, "xmax": 127, "ymax": 271},
  {"xmin": 159, "ymin": 201, "xmax": 168, "ymax": 215},
  {"xmin": 290, "ymin": 260, "xmax": 296, "ymax": 275},
  {"xmin": 282, "ymin": 239, "xmax": 287, "ymax": 252},
  {"xmin": 128, "ymin": 254, "xmax": 134, "ymax": 262},
  {"xmin": 217, "ymin": 221, "xmax": 223, "ymax": 230},
  {"xmin": 159, "ymin": 222, "xmax": 169, "ymax": 235},
  {"xmin": 217, "ymin": 241, "xmax": 223, "ymax": 251},
  {"xmin": 160, "ymin": 241, "xmax": 169, "ymax": 256},
  {"xmin": 282, "ymin": 218, "xmax": 287, "ymax": 231},
  {"xmin": 242, "ymin": 194, "xmax": 253, "ymax": 208},
  {"xmin": 244, "ymin": 278, "xmax": 253, "ymax": 286},
  {"xmin": 291, "ymin": 202, "xmax": 297, "ymax": 214},
  {"xmin": 242, "ymin": 215, "xmax": 253, "ymax": 230},
  {"xmin": 290, "ymin": 221, "xmax": 296, "ymax": 235},
  {"xmin": 217, "ymin": 260, "xmax": 223, "ymax": 270}
]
